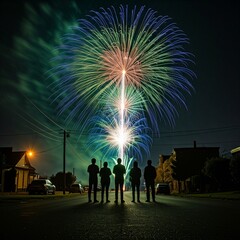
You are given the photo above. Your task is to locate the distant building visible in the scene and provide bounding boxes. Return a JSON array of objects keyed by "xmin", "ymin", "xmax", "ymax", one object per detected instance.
[{"xmin": 0, "ymin": 147, "xmax": 38, "ymax": 192}]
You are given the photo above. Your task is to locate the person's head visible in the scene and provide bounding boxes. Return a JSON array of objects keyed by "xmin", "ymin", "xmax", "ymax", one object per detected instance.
[
  {"xmin": 103, "ymin": 161, "xmax": 108, "ymax": 167},
  {"xmin": 147, "ymin": 159, "xmax": 152, "ymax": 166},
  {"xmin": 91, "ymin": 158, "xmax": 96, "ymax": 164},
  {"xmin": 133, "ymin": 161, "xmax": 138, "ymax": 167},
  {"xmin": 117, "ymin": 158, "xmax": 122, "ymax": 164}
]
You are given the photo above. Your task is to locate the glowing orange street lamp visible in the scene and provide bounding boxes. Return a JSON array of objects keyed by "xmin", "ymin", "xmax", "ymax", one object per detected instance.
[
  {"xmin": 27, "ymin": 150, "xmax": 34, "ymax": 157},
  {"xmin": 27, "ymin": 150, "xmax": 34, "ymax": 158}
]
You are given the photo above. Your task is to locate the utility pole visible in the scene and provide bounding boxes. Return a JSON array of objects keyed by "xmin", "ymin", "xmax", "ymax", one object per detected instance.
[
  {"xmin": 62, "ymin": 130, "xmax": 70, "ymax": 194},
  {"xmin": 63, "ymin": 130, "xmax": 66, "ymax": 194}
]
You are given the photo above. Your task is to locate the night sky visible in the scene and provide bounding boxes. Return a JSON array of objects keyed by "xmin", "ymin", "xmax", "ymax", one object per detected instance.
[{"xmin": 0, "ymin": 0, "xmax": 239, "ymax": 184}]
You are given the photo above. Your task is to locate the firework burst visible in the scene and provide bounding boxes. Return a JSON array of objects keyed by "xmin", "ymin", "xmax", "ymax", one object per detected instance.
[{"xmin": 50, "ymin": 5, "xmax": 195, "ymax": 173}]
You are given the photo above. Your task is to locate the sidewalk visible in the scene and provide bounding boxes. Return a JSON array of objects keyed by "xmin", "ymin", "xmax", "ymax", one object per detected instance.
[{"xmin": 172, "ymin": 190, "xmax": 240, "ymax": 200}]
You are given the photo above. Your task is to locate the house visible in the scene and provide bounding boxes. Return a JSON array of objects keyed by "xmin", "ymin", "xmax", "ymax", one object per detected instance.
[
  {"xmin": 156, "ymin": 142, "xmax": 219, "ymax": 193},
  {"xmin": 172, "ymin": 146, "xmax": 219, "ymax": 192},
  {"xmin": 0, "ymin": 147, "xmax": 38, "ymax": 192}
]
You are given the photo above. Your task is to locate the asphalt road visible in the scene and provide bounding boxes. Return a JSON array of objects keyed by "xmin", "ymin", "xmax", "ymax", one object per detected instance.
[{"xmin": 0, "ymin": 191, "xmax": 239, "ymax": 240}]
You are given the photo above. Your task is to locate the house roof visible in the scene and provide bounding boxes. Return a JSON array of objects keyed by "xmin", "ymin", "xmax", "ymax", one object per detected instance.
[
  {"xmin": 8, "ymin": 151, "xmax": 25, "ymax": 166},
  {"xmin": 0, "ymin": 147, "xmax": 35, "ymax": 171},
  {"xmin": 173, "ymin": 147, "xmax": 219, "ymax": 158},
  {"xmin": 172, "ymin": 146, "xmax": 220, "ymax": 178}
]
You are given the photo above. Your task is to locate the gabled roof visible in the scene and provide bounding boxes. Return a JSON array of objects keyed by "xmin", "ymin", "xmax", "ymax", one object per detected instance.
[
  {"xmin": 0, "ymin": 147, "xmax": 35, "ymax": 171},
  {"xmin": 7, "ymin": 151, "xmax": 25, "ymax": 166}
]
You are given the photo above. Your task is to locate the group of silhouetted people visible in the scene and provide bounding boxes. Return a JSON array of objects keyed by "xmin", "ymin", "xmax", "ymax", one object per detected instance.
[{"xmin": 87, "ymin": 158, "xmax": 157, "ymax": 203}]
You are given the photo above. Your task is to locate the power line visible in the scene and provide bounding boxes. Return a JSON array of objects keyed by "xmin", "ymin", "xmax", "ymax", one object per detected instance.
[
  {"xmin": 1, "ymin": 124, "xmax": 240, "ymax": 137},
  {"xmin": 35, "ymin": 144, "xmax": 62, "ymax": 154}
]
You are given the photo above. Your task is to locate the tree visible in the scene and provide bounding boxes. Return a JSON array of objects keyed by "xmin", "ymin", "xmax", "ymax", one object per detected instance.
[
  {"xmin": 202, "ymin": 157, "xmax": 231, "ymax": 191},
  {"xmin": 163, "ymin": 158, "xmax": 174, "ymax": 183},
  {"xmin": 155, "ymin": 164, "xmax": 164, "ymax": 183},
  {"xmin": 229, "ymin": 155, "xmax": 240, "ymax": 189},
  {"xmin": 171, "ymin": 156, "xmax": 189, "ymax": 193},
  {"xmin": 50, "ymin": 172, "xmax": 76, "ymax": 191}
]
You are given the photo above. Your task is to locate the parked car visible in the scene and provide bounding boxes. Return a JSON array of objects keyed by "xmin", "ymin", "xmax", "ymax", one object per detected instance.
[
  {"xmin": 82, "ymin": 185, "xmax": 101, "ymax": 192},
  {"xmin": 27, "ymin": 179, "xmax": 56, "ymax": 195},
  {"xmin": 69, "ymin": 183, "xmax": 84, "ymax": 193},
  {"xmin": 83, "ymin": 185, "xmax": 89, "ymax": 192},
  {"xmin": 156, "ymin": 182, "xmax": 170, "ymax": 195}
]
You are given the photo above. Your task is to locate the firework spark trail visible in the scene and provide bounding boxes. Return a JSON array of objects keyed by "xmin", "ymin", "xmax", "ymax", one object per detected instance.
[
  {"xmin": 120, "ymin": 71, "xmax": 125, "ymax": 163},
  {"xmin": 50, "ymin": 5, "xmax": 196, "ymax": 173}
]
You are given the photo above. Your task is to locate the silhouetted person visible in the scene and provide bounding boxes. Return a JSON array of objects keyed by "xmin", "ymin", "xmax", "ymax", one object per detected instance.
[
  {"xmin": 144, "ymin": 159, "xmax": 157, "ymax": 202},
  {"xmin": 87, "ymin": 158, "xmax": 99, "ymax": 203},
  {"xmin": 113, "ymin": 158, "xmax": 126, "ymax": 203},
  {"xmin": 99, "ymin": 161, "xmax": 112, "ymax": 203},
  {"xmin": 129, "ymin": 161, "xmax": 142, "ymax": 202}
]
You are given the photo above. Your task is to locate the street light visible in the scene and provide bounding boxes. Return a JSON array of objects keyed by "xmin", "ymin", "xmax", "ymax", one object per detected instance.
[{"xmin": 27, "ymin": 150, "xmax": 34, "ymax": 157}]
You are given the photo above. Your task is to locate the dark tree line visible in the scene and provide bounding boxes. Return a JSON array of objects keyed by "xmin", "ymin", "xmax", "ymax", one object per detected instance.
[
  {"xmin": 202, "ymin": 155, "xmax": 240, "ymax": 191},
  {"xmin": 171, "ymin": 155, "xmax": 240, "ymax": 193},
  {"xmin": 229, "ymin": 155, "xmax": 240, "ymax": 187},
  {"xmin": 50, "ymin": 172, "xmax": 76, "ymax": 191},
  {"xmin": 202, "ymin": 157, "xmax": 232, "ymax": 191}
]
